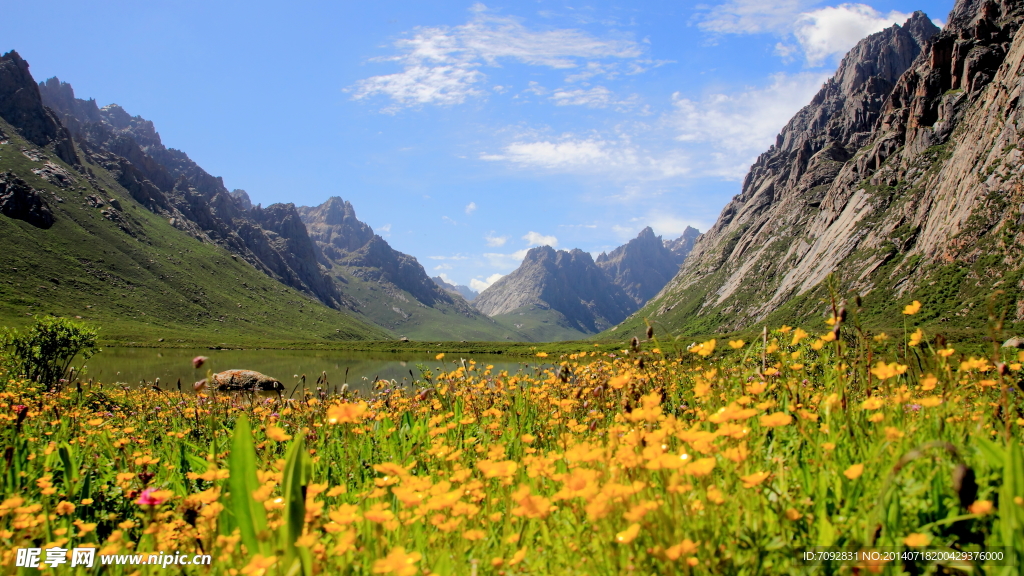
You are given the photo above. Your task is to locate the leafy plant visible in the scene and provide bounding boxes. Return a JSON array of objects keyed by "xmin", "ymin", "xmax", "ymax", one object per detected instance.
[{"xmin": 0, "ymin": 315, "xmax": 98, "ymax": 388}]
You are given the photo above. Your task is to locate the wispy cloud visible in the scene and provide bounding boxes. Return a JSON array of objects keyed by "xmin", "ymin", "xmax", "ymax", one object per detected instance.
[
  {"xmin": 485, "ymin": 231, "xmax": 508, "ymax": 247},
  {"xmin": 699, "ymin": 0, "xmax": 808, "ymax": 35},
  {"xmin": 523, "ymin": 231, "xmax": 558, "ymax": 247},
  {"xmin": 550, "ymin": 86, "xmax": 638, "ymax": 109},
  {"xmin": 481, "ymin": 137, "xmax": 689, "ymax": 179},
  {"xmin": 352, "ymin": 3, "xmax": 645, "ymax": 111},
  {"xmin": 669, "ymin": 71, "xmax": 828, "ymax": 177},
  {"xmin": 483, "ymin": 249, "xmax": 529, "ymax": 270},
  {"xmin": 465, "ymin": 201, "xmax": 477, "ymax": 215},
  {"xmin": 470, "ymin": 273, "xmax": 504, "ymax": 292}
]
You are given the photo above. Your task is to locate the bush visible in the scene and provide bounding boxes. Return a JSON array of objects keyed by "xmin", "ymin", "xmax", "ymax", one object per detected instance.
[{"xmin": 0, "ymin": 316, "xmax": 98, "ymax": 388}]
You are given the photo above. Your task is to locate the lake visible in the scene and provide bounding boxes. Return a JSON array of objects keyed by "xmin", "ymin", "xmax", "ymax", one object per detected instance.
[{"xmin": 80, "ymin": 347, "xmax": 541, "ymax": 395}]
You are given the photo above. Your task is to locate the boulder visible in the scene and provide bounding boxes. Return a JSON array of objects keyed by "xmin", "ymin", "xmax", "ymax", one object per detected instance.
[
  {"xmin": 1002, "ymin": 337, "xmax": 1024, "ymax": 349},
  {"xmin": 211, "ymin": 369, "xmax": 284, "ymax": 391}
]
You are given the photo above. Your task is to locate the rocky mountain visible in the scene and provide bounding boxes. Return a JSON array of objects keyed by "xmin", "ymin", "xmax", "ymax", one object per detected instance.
[
  {"xmin": 664, "ymin": 226, "xmax": 700, "ymax": 263},
  {"xmin": 37, "ymin": 75, "xmax": 345, "ymax": 310},
  {"xmin": 0, "ymin": 52, "xmax": 389, "ymax": 343},
  {"xmin": 474, "ymin": 246, "xmax": 635, "ymax": 336},
  {"xmin": 596, "ymin": 227, "xmax": 684, "ymax": 306},
  {"xmin": 432, "ymin": 276, "xmax": 477, "ymax": 301},
  {"xmin": 619, "ymin": 1, "xmax": 1024, "ymax": 337},
  {"xmin": 297, "ymin": 197, "xmax": 524, "ymax": 340}
]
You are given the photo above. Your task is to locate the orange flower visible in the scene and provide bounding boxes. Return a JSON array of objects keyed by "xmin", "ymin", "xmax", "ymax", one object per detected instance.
[
  {"xmin": 740, "ymin": 471, "xmax": 770, "ymax": 488},
  {"xmin": 615, "ymin": 523, "xmax": 641, "ymax": 544},
  {"xmin": 685, "ymin": 458, "xmax": 717, "ymax": 477},
  {"xmin": 759, "ymin": 412, "xmax": 792, "ymax": 427},
  {"xmin": 728, "ymin": 340, "xmax": 745, "ymax": 349},
  {"xmin": 511, "ymin": 485, "xmax": 555, "ymax": 519},
  {"xmin": 902, "ymin": 300, "xmax": 921, "ymax": 315},
  {"xmin": 969, "ymin": 500, "xmax": 993, "ymax": 515},
  {"xmin": 240, "ymin": 554, "xmax": 277, "ymax": 576},
  {"xmin": 843, "ymin": 464, "xmax": 864, "ymax": 480},
  {"xmin": 665, "ymin": 539, "xmax": 699, "ymax": 560},
  {"xmin": 326, "ymin": 401, "xmax": 368, "ymax": 425},
  {"xmin": 903, "ymin": 533, "xmax": 930, "ymax": 547},
  {"xmin": 372, "ymin": 547, "xmax": 422, "ymax": 576}
]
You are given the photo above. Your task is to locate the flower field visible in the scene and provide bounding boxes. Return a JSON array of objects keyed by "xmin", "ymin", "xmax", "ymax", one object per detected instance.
[{"xmin": 2, "ymin": 310, "xmax": 1024, "ymax": 575}]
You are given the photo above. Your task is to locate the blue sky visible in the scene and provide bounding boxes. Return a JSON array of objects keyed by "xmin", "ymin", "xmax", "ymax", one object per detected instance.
[{"xmin": 3, "ymin": 0, "xmax": 952, "ymax": 291}]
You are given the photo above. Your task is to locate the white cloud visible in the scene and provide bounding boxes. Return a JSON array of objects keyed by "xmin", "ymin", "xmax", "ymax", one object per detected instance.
[
  {"xmin": 428, "ymin": 254, "xmax": 470, "ymax": 260},
  {"xmin": 670, "ymin": 71, "xmax": 828, "ymax": 177},
  {"xmin": 438, "ymin": 272, "xmax": 454, "ymax": 283},
  {"xmin": 352, "ymin": 4, "xmax": 644, "ymax": 110},
  {"xmin": 483, "ymin": 249, "xmax": 530, "ymax": 270},
  {"xmin": 442, "ymin": 215, "xmax": 458, "ymax": 225},
  {"xmin": 465, "ymin": 201, "xmax": 477, "ymax": 215},
  {"xmin": 470, "ymin": 273, "xmax": 505, "ymax": 292},
  {"xmin": 481, "ymin": 137, "xmax": 689, "ymax": 179},
  {"xmin": 794, "ymin": 4, "xmax": 913, "ymax": 66},
  {"xmin": 485, "ymin": 231, "xmax": 508, "ymax": 247},
  {"xmin": 379, "ymin": 223, "xmax": 392, "ymax": 233},
  {"xmin": 523, "ymin": 231, "xmax": 558, "ymax": 247},
  {"xmin": 699, "ymin": 0, "xmax": 808, "ymax": 34},
  {"xmin": 549, "ymin": 86, "xmax": 637, "ymax": 109},
  {"xmin": 434, "ymin": 263, "xmax": 452, "ymax": 270},
  {"xmin": 699, "ymin": 1, "xmax": 923, "ymax": 67}
]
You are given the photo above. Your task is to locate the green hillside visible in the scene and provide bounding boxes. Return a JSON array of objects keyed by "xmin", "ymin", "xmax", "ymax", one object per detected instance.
[
  {"xmin": 0, "ymin": 117, "xmax": 391, "ymax": 346},
  {"xmin": 329, "ymin": 268, "xmax": 531, "ymax": 341},
  {"xmin": 491, "ymin": 306, "xmax": 589, "ymax": 342}
]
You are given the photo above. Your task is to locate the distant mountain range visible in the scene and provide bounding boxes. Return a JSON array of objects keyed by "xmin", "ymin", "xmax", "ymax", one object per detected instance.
[
  {"xmin": 472, "ymin": 227, "xmax": 699, "ymax": 339},
  {"xmin": 0, "ymin": 58, "xmax": 697, "ymax": 342}
]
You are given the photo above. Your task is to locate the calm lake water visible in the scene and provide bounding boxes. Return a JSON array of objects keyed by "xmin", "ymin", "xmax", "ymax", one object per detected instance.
[{"xmin": 81, "ymin": 348, "xmax": 541, "ymax": 395}]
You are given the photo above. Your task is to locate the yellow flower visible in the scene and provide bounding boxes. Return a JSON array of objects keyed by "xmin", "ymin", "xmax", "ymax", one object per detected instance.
[
  {"xmin": 728, "ymin": 340, "xmax": 745, "ymax": 349},
  {"xmin": 265, "ymin": 425, "xmax": 291, "ymax": 442},
  {"xmin": 918, "ymin": 396, "xmax": 943, "ymax": 408},
  {"xmin": 372, "ymin": 547, "xmax": 422, "ymax": 576},
  {"xmin": 791, "ymin": 328, "xmax": 809, "ymax": 346},
  {"xmin": 870, "ymin": 361, "xmax": 908, "ymax": 381},
  {"xmin": 54, "ymin": 501, "xmax": 75, "ymax": 515},
  {"xmin": 690, "ymin": 339, "xmax": 716, "ymax": 357},
  {"xmin": 884, "ymin": 427, "xmax": 904, "ymax": 441},
  {"xmin": 784, "ymin": 508, "xmax": 802, "ymax": 521},
  {"xmin": 435, "ymin": 353, "xmax": 445, "ymax": 360},
  {"xmin": 80, "ymin": 498, "xmax": 94, "ymax": 506},
  {"xmin": 685, "ymin": 458, "xmax": 716, "ymax": 477},
  {"xmin": 326, "ymin": 401, "xmax": 368, "ymax": 425},
  {"xmin": 904, "ymin": 533, "xmax": 931, "ymax": 547},
  {"xmin": 615, "ymin": 523, "xmax": 641, "ymax": 544},
  {"xmin": 740, "ymin": 471, "xmax": 770, "ymax": 488},
  {"xmin": 521, "ymin": 433, "xmax": 536, "ymax": 444},
  {"xmin": 509, "ymin": 548, "xmax": 527, "ymax": 566},
  {"xmin": 969, "ymin": 500, "xmax": 993, "ymax": 515},
  {"xmin": 920, "ymin": 375, "xmax": 937, "ymax": 391},
  {"xmin": 937, "ymin": 348, "xmax": 956, "ymax": 358},
  {"xmin": 903, "ymin": 300, "xmax": 922, "ymax": 315},
  {"xmin": 240, "ymin": 554, "xmax": 277, "ymax": 576},
  {"xmin": 843, "ymin": 463, "xmax": 864, "ymax": 480},
  {"xmin": 862, "ymin": 396, "xmax": 883, "ymax": 412},
  {"xmin": 909, "ymin": 328, "xmax": 924, "ymax": 347},
  {"xmin": 535, "ymin": 352, "xmax": 548, "ymax": 358},
  {"xmin": 867, "ymin": 413, "xmax": 884, "ymax": 423},
  {"xmin": 759, "ymin": 412, "xmax": 793, "ymax": 427},
  {"xmin": 462, "ymin": 529, "xmax": 485, "ymax": 541},
  {"xmin": 609, "ymin": 373, "xmax": 632, "ymax": 389},
  {"xmin": 665, "ymin": 539, "xmax": 699, "ymax": 560}
]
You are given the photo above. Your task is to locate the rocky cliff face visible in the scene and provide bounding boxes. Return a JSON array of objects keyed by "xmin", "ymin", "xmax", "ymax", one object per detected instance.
[
  {"xmin": 37, "ymin": 76, "xmax": 344, "ymax": 309},
  {"xmin": 432, "ymin": 276, "xmax": 477, "ymax": 301},
  {"xmin": 596, "ymin": 227, "xmax": 683, "ymax": 306},
  {"xmin": 629, "ymin": 1, "xmax": 1024, "ymax": 335},
  {"xmin": 297, "ymin": 197, "xmax": 517, "ymax": 339},
  {"xmin": 474, "ymin": 246, "xmax": 635, "ymax": 333},
  {"xmin": 664, "ymin": 226, "xmax": 700, "ymax": 263},
  {"xmin": 0, "ymin": 53, "xmax": 78, "ymax": 166}
]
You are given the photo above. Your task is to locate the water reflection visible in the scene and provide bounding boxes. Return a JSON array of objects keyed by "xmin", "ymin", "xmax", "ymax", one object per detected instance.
[{"xmin": 82, "ymin": 348, "xmax": 537, "ymax": 395}]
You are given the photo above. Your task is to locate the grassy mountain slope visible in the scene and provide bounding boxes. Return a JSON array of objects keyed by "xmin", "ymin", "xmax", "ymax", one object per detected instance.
[
  {"xmin": 0, "ymin": 116, "xmax": 391, "ymax": 346},
  {"xmin": 327, "ymin": 267, "xmax": 532, "ymax": 341},
  {"xmin": 490, "ymin": 306, "xmax": 589, "ymax": 342}
]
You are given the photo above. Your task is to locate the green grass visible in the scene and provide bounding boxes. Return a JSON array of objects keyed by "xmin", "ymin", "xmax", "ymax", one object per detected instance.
[
  {"xmin": 490, "ymin": 305, "xmax": 590, "ymax": 342},
  {"xmin": 0, "ymin": 118, "xmax": 391, "ymax": 347}
]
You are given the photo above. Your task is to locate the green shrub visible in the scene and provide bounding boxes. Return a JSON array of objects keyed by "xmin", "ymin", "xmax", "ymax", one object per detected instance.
[{"xmin": 0, "ymin": 316, "xmax": 98, "ymax": 388}]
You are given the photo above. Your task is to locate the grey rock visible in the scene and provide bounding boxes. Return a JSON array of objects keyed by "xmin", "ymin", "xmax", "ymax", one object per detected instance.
[
  {"xmin": 211, "ymin": 369, "xmax": 284, "ymax": 391},
  {"xmin": 0, "ymin": 171, "xmax": 54, "ymax": 228},
  {"xmin": 1002, "ymin": 337, "xmax": 1024, "ymax": 349},
  {"xmin": 432, "ymin": 275, "xmax": 477, "ymax": 301}
]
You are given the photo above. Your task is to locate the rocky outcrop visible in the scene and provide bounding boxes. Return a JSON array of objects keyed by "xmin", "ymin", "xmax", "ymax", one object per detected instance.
[
  {"xmin": 634, "ymin": 1, "xmax": 1024, "ymax": 334},
  {"xmin": 298, "ymin": 197, "xmax": 460, "ymax": 308},
  {"xmin": 664, "ymin": 226, "xmax": 700, "ymax": 263},
  {"xmin": 597, "ymin": 227, "xmax": 683, "ymax": 306},
  {"xmin": 37, "ymin": 76, "xmax": 344, "ymax": 309},
  {"xmin": 474, "ymin": 246, "xmax": 635, "ymax": 333},
  {"xmin": 0, "ymin": 53, "xmax": 78, "ymax": 166},
  {"xmin": 0, "ymin": 171, "xmax": 53, "ymax": 228},
  {"xmin": 432, "ymin": 276, "xmax": 477, "ymax": 301}
]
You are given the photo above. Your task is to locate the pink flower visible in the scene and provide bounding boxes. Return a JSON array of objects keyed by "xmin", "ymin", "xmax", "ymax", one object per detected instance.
[
  {"xmin": 192, "ymin": 356, "xmax": 207, "ymax": 369},
  {"xmin": 135, "ymin": 487, "xmax": 166, "ymax": 506},
  {"xmin": 193, "ymin": 379, "xmax": 207, "ymax": 392}
]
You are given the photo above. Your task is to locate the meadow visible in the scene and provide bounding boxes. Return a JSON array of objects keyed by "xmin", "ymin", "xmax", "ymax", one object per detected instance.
[{"xmin": 1, "ymin": 302, "xmax": 1023, "ymax": 575}]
